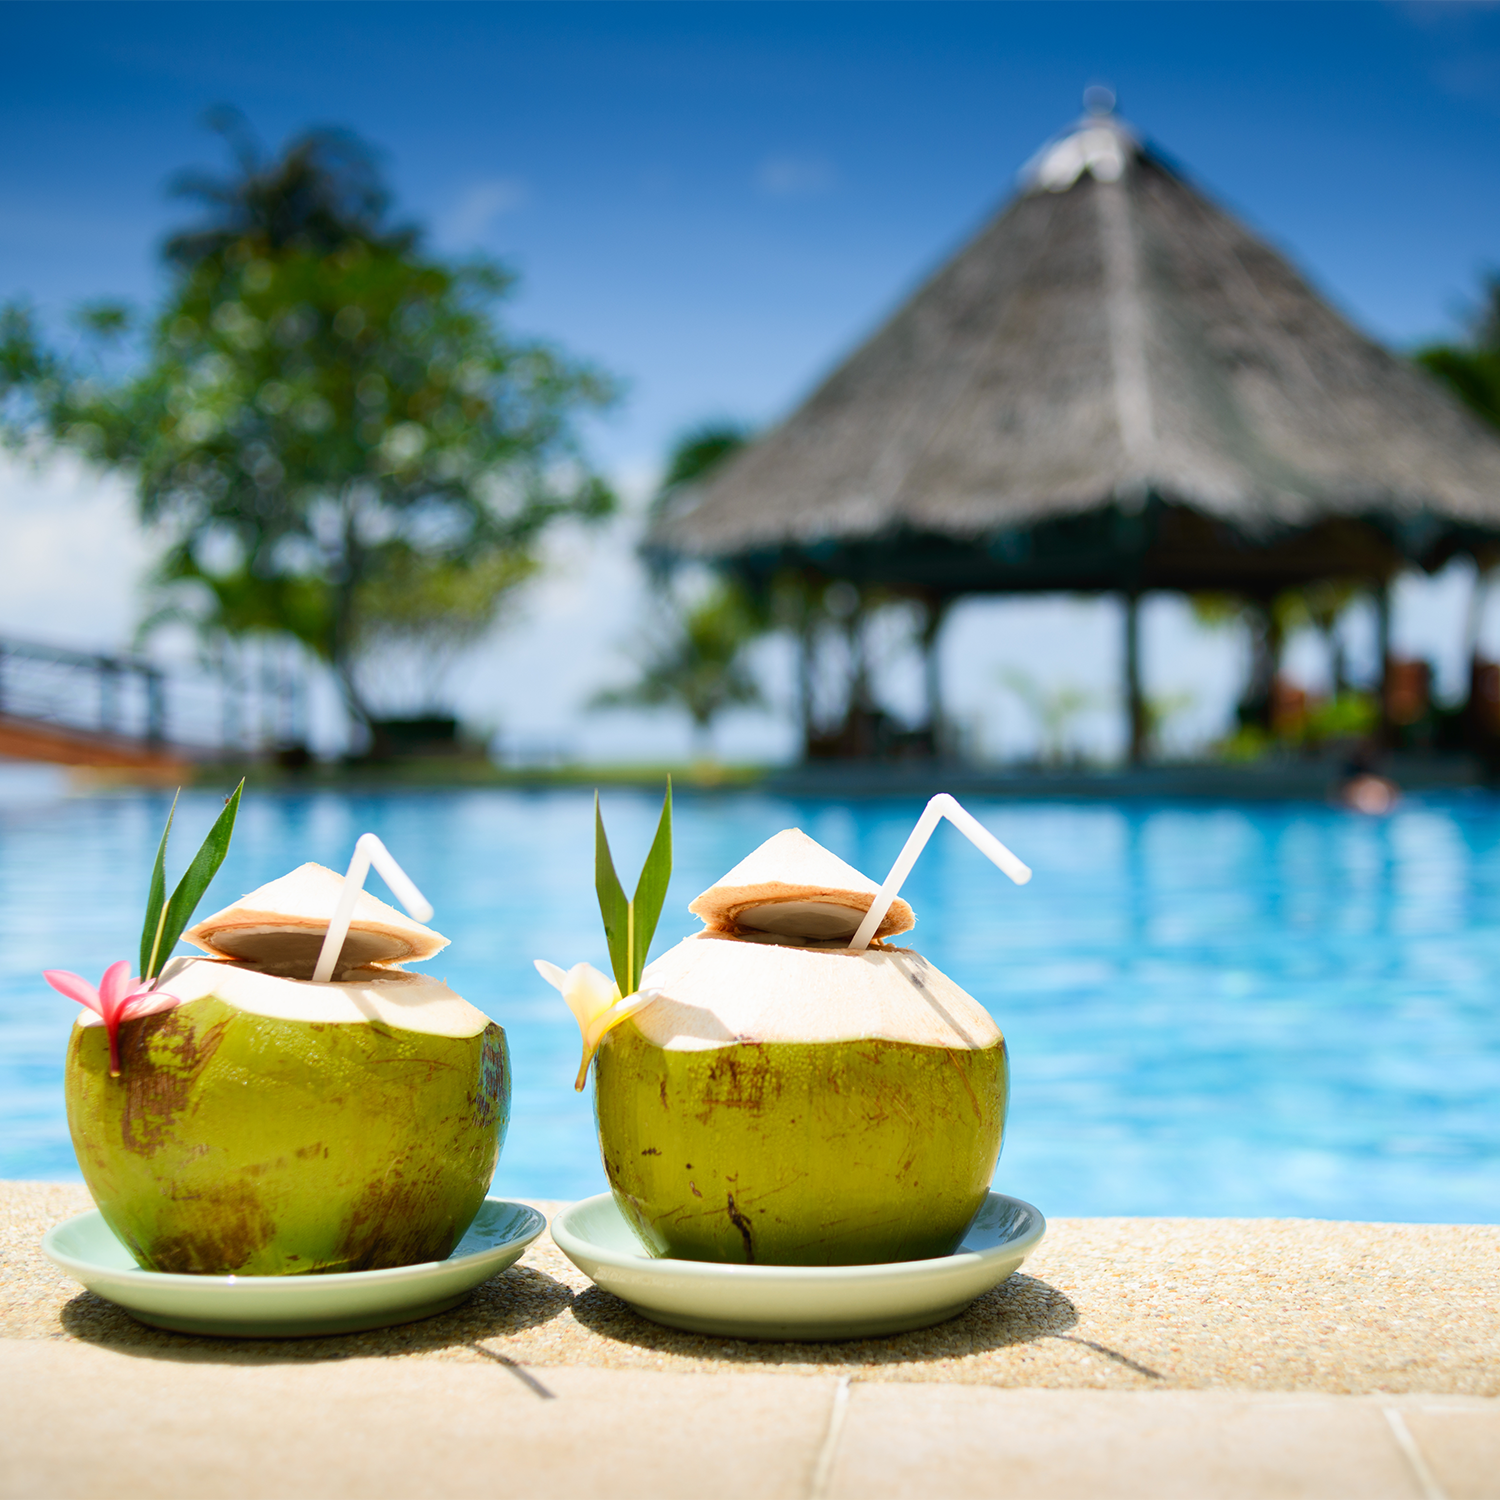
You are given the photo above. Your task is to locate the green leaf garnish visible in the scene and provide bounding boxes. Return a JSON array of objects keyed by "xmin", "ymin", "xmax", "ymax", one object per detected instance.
[
  {"xmin": 141, "ymin": 779, "xmax": 245, "ymax": 980},
  {"xmin": 594, "ymin": 780, "xmax": 672, "ymax": 995},
  {"xmin": 594, "ymin": 793, "xmax": 631, "ymax": 993},
  {"xmin": 139, "ymin": 790, "xmax": 179, "ymax": 978}
]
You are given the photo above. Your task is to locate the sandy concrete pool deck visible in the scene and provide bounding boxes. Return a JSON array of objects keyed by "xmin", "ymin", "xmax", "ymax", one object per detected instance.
[{"xmin": 3, "ymin": 1182, "xmax": 1496, "ymax": 1498}]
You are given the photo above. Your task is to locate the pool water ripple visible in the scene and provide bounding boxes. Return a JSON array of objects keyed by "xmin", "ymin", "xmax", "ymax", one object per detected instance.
[{"xmin": 1, "ymin": 783, "xmax": 1496, "ymax": 1221}]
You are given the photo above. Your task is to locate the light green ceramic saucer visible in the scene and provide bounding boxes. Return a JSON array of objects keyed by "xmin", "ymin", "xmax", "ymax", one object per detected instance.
[
  {"xmin": 551, "ymin": 1191, "xmax": 1045, "ymax": 1341},
  {"xmin": 42, "ymin": 1197, "xmax": 546, "ymax": 1338}
]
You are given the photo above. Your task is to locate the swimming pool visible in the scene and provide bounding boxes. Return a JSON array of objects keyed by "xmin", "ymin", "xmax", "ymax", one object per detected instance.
[{"xmin": 3, "ymin": 778, "xmax": 1496, "ymax": 1222}]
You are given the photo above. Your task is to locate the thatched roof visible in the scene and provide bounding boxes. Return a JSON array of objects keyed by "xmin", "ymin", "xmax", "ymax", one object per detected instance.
[{"xmin": 657, "ymin": 106, "xmax": 1500, "ymax": 591}]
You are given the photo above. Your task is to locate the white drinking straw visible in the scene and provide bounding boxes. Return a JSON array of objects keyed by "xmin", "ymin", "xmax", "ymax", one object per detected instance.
[
  {"xmin": 312, "ymin": 833, "xmax": 434, "ymax": 983},
  {"xmin": 848, "ymin": 794, "xmax": 1031, "ymax": 953}
]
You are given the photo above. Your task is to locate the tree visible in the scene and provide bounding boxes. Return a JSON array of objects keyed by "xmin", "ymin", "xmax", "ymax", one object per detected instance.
[
  {"xmin": 1274, "ymin": 580, "xmax": 1359, "ymax": 695},
  {"xmin": 592, "ymin": 581, "xmax": 766, "ymax": 755},
  {"xmin": 1192, "ymin": 582, "xmax": 1368, "ymax": 752},
  {"xmin": 647, "ymin": 419, "xmax": 752, "ymax": 525},
  {"xmin": 997, "ymin": 667, "xmax": 1097, "ymax": 765},
  {"xmin": 595, "ymin": 422, "xmax": 764, "ymax": 754},
  {"xmin": 2, "ymin": 119, "xmax": 615, "ymax": 732},
  {"xmin": 1416, "ymin": 274, "xmax": 1500, "ymax": 432},
  {"xmin": 1417, "ymin": 273, "xmax": 1500, "ymax": 642}
]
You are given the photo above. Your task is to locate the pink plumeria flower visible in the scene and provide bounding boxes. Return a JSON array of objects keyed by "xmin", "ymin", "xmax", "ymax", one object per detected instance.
[{"xmin": 44, "ymin": 961, "xmax": 180, "ymax": 1077}]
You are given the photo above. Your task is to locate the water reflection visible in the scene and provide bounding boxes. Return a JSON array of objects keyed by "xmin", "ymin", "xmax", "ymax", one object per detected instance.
[{"xmin": 2, "ymin": 788, "xmax": 1496, "ymax": 1222}]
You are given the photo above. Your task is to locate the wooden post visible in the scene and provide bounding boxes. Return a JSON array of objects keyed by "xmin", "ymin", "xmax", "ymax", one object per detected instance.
[
  {"xmin": 97, "ymin": 657, "xmax": 121, "ymax": 736},
  {"xmin": 798, "ymin": 620, "xmax": 815, "ymax": 759},
  {"xmin": 1461, "ymin": 559, "xmax": 1492, "ymax": 746},
  {"xmin": 921, "ymin": 598, "xmax": 950, "ymax": 758},
  {"xmin": 1123, "ymin": 590, "xmax": 1146, "ymax": 765},
  {"xmin": 144, "ymin": 669, "xmax": 166, "ymax": 745},
  {"xmin": 1241, "ymin": 597, "xmax": 1282, "ymax": 732},
  {"xmin": 844, "ymin": 597, "xmax": 874, "ymax": 758},
  {"xmin": 1375, "ymin": 579, "xmax": 1392, "ymax": 742}
]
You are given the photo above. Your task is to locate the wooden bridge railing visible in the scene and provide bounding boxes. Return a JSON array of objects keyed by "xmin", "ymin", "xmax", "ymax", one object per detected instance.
[{"xmin": 0, "ymin": 634, "xmax": 197, "ymax": 771}]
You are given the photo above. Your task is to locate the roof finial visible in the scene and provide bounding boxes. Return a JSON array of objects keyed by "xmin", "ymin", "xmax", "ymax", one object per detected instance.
[
  {"xmin": 1083, "ymin": 84, "xmax": 1116, "ymax": 118},
  {"xmin": 1023, "ymin": 88, "xmax": 1137, "ymax": 193}
]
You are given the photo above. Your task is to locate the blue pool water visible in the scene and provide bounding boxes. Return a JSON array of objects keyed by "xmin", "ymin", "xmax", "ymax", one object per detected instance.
[{"xmin": 2, "ymin": 778, "xmax": 1497, "ymax": 1222}]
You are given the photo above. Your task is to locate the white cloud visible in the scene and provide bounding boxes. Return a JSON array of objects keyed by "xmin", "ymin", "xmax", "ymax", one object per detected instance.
[
  {"xmin": 0, "ymin": 452, "xmax": 151, "ymax": 649},
  {"xmin": 438, "ymin": 177, "xmax": 530, "ymax": 245},
  {"xmin": 755, "ymin": 155, "xmax": 837, "ymax": 200},
  {"xmin": 2, "ymin": 452, "xmax": 1484, "ymax": 770}
]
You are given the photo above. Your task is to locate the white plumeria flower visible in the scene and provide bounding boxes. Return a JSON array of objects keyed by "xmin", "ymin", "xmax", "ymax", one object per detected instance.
[{"xmin": 534, "ymin": 959, "xmax": 662, "ymax": 1090}]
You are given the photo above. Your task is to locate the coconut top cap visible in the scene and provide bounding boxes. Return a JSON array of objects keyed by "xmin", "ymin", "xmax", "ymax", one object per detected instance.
[
  {"xmin": 184, "ymin": 862, "xmax": 448, "ymax": 971},
  {"xmin": 687, "ymin": 828, "xmax": 915, "ymax": 941}
]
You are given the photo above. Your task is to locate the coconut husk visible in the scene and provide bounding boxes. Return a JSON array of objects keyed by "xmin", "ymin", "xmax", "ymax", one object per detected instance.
[
  {"xmin": 184, "ymin": 862, "xmax": 447, "ymax": 972},
  {"xmin": 141, "ymin": 955, "xmax": 488, "ymax": 1037},
  {"xmin": 635, "ymin": 931, "xmax": 997, "ymax": 1049},
  {"xmin": 687, "ymin": 828, "xmax": 915, "ymax": 940}
]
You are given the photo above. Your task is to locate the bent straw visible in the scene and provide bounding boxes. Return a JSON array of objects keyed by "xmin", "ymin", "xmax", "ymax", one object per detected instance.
[
  {"xmin": 848, "ymin": 793, "xmax": 1031, "ymax": 953},
  {"xmin": 312, "ymin": 833, "xmax": 435, "ymax": 983}
]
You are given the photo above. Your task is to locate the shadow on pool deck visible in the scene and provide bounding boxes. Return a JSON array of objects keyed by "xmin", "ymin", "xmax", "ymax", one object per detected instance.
[
  {"xmin": 55, "ymin": 1262, "xmax": 579, "ymax": 1363},
  {"xmin": 564, "ymin": 1270, "xmax": 1080, "ymax": 1369},
  {"xmin": 55, "ymin": 1264, "xmax": 1084, "ymax": 1372},
  {"xmin": 17, "ymin": 1186, "xmax": 1498, "ymax": 1394}
]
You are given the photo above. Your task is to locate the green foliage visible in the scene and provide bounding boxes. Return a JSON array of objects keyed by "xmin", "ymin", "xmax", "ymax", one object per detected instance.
[
  {"xmin": 1190, "ymin": 584, "xmax": 1360, "ymax": 728},
  {"xmin": 140, "ymin": 779, "xmax": 245, "ymax": 980},
  {"xmin": 163, "ymin": 118, "xmax": 412, "ymax": 267},
  {"xmin": 593, "ymin": 581, "xmax": 766, "ymax": 742},
  {"xmin": 649, "ymin": 419, "xmax": 752, "ymax": 523},
  {"xmin": 1273, "ymin": 581, "xmax": 1358, "ymax": 637},
  {"xmin": 3, "ymin": 123, "xmax": 616, "ymax": 725},
  {"xmin": 1417, "ymin": 346, "xmax": 1500, "ymax": 430},
  {"xmin": 594, "ymin": 782, "xmax": 672, "ymax": 996},
  {"xmin": 1143, "ymin": 690, "xmax": 1195, "ymax": 750},
  {"xmin": 997, "ymin": 667, "xmax": 1096, "ymax": 764},
  {"xmin": 594, "ymin": 420, "xmax": 767, "ymax": 749},
  {"xmin": 1416, "ymin": 273, "xmax": 1500, "ymax": 433},
  {"xmin": 353, "ymin": 547, "xmax": 539, "ymax": 656},
  {"xmin": 1215, "ymin": 724, "xmax": 1275, "ymax": 763},
  {"xmin": 1187, "ymin": 591, "xmax": 1243, "ymax": 631},
  {"xmin": 1303, "ymin": 690, "xmax": 1378, "ymax": 742},
  {"xmin": 0, "ymin": 302, "xmax": 59, "ymax": 438},
  {"xmin": 1213, "ymin": 692, "xmax": 1377, "ymax": 761},
  {"xmin": 1191, "ymin": 583, "xmax": 1355, "ymax": 640}
]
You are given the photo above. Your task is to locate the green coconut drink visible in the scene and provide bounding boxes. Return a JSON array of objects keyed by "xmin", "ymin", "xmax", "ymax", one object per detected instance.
[
  {"xmin": 539, "ymin": 793, "xmax": 1025, "ymax": 1267},
  {"xmin": 57, "ymin": 824, "xmax": 509, "ymax": 1277}
]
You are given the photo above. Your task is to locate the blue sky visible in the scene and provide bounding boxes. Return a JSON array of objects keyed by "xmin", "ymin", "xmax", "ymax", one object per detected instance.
[
  {"xmin": 4, "ymin": 1, "xmax": 1500, "ymax": 759},
  {"xmin": 7, "ymin": 1, "xmax": 1500, "ymax": 471}
]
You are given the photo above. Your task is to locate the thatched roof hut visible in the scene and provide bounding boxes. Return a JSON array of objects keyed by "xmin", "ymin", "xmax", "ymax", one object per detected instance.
[
  {"xmin": 659, "ymin": 102, "xmax": 1500, "ymax": 593},
  {"xmin": 653, "ymin": 99, "xmax": 1500, "ymax": 761}
]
